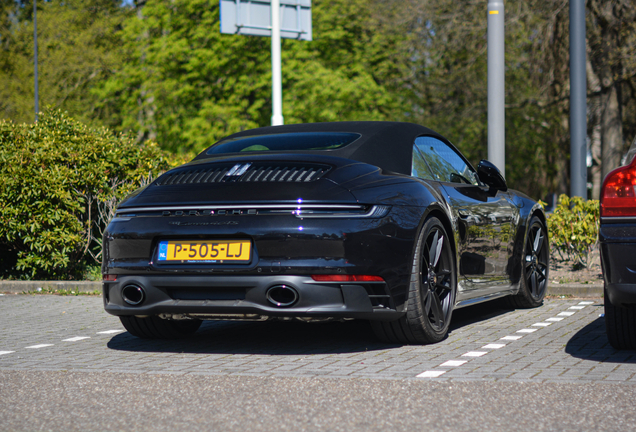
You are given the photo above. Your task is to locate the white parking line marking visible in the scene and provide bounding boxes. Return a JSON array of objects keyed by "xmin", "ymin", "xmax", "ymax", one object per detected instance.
[
  {"xmin": 417, "ymin": 370, "xmax": 446, "ymax": 378},
  {"xmin": 0, "ymin": 351, "xmax": 15, "ymax": 355},
  {"xmin": 415, "ymin": 302, "xmax": 588, "ymax": 379},
  {"xmin": 482, "ymin": 343, "xmax": 506, "ymax": 349},
  {"xmin": 462, "ymin": 351, "xmax": 488, "ymax": 357},
  {"xmin": 25, "ymin": 344, "xmax": 53, "ymax": 349},
  {"xmin": 558, "ymin": 312, "xmax": 576, "ymax": 316},
  {"xmin": 97, "ymin": 330, "xmax": 124, "ymax": 335},
  {"xmin": 62, "ymin": 337, "xmax": 90, "ymax": 342},
  {"xmin": 440, "ymin": 360, "xmax": 467, "ymax": 367}
]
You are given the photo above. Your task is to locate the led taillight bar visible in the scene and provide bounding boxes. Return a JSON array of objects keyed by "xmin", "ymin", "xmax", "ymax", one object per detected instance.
[
  {"xmin": 311, "ymin": 275, "xmax": 384, "ymax": 282},
  {"xmin": 601, "ymin": 156, "xmax": 636, "ymax": 217}
]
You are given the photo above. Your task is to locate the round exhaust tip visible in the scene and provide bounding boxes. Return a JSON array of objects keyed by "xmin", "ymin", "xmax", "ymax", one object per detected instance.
[
  {"xmin": 266, "ymin": 285, "xmax": 298, "ymax": 307},
  {"xmin": 122, "ymin": 284, "xmax": 145, "ymax": 306}
]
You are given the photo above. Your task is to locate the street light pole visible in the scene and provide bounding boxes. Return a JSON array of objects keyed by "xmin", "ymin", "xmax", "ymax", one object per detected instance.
[
  {"xmin": 570, "ymin": 0, "xmax": 587, "ymax": 198},
  {"xmin": 34, "ymin": 0, "xmax": 39, "ymax": 122},
  {"xmin": 271, "ymin": 0, "xmax": 283, "ymax": 126},
  {"xmin": 487, "ymin": 0, "xmax": 505, "ymax": 178}
]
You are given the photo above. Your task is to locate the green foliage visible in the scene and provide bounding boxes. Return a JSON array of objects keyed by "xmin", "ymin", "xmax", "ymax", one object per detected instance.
[
  {"xmin": 0, "ymin": 0, "xmax": 131, "ymax": 126},
  {"xmin": 545, "ymin": 195, "xmax": 600, "ymax": 268},
  {"xmin": 0, "ymin": 108, "xmax": 172, "ymax": 280},
  {"xmin": 2, "ymin": 0, "xmax": 636, "ymax": 200},
  {"xmin": 401, "ymin": 0, "xmax": 570, "ymax": 199},
  {"xmin": 93, "ymin": 0, "xmax": 406, "ymax": 155}
]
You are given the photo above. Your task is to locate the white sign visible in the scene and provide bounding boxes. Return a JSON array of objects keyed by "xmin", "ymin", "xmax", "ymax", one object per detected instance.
[{"xmin": 220, "ymin": 0, "xmax": 312, "ymax": 41}]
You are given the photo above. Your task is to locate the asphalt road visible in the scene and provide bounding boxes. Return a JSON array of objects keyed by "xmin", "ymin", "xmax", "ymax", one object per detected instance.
[{"xmin": 1, "ymin": 294, "xmax": 635, "ymax": 431}]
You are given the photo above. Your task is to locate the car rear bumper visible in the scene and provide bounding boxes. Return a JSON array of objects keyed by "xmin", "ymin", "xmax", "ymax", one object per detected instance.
[
  {"xmin": 103, "ymin": 275, "xmax": 402, "ymax": 321},
  {"xmin": 604, "ymin": 283, "xmax": 636, "ymax": 307},
  {"xmin": 600, "ymin": 224, "xmax": 636, "ymax": 307}
]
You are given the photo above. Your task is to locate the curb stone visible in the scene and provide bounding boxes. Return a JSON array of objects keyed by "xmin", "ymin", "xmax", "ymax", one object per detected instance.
[
  {"xmin": 546, "ymin": 283, "xmax": 603, "ymax": 298},
  {"xmin": 0, "ymin": 280, "xmax": 603, "ymax": 297},
  {"xmin": 0, "ymin": 280, "xmax": 101, "ymax": 294}
]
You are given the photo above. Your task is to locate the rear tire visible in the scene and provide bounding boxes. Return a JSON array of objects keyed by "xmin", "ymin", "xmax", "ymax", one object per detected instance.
[
  {"xmin": 605, "ymin": 287, "xmax": 636, "ymax": 350},
  {"xmin": 371, "ymin": 217, "xmax": 456, "ymax": 344},
  {"xmin": 120, "ymin": 315, "xmax": 202, "ymax": 339},
  {"xmin": 507, "ymin": 216, "xmax": 549, "ymax": 308}
]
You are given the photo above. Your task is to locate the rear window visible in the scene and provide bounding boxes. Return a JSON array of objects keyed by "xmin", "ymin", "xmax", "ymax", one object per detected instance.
[{"xmin": 206, "ymin": 132, "xmax": 361, "ymax": 155}]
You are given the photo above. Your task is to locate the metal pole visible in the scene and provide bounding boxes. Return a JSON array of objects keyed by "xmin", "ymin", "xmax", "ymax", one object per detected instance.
[
  {"xmin": 271, "ymin": 0, "xmax": 284, "ymax": 126},
  {"xmin": 487, "ymin": 0, "xmax": 505, "ymax": 178},
  {"xmin": 570, "ymin": 0, "xmax": 587, "ymax": 198},
  {"xmin": 34, "ymin": 0, "xmax": 39, "ymax": 122}
]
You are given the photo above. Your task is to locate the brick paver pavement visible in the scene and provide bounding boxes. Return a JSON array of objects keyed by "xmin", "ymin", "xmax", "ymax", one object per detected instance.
[{"xmin": 0, "ymin": 294, "xmax": 632, "ymax": 383}]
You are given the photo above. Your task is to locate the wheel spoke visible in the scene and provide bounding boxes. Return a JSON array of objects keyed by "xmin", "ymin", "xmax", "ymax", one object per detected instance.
[
  {"xmin": 433, "ymin": 234, "xmax": 444, "ymax": 268},
  {"xmin": 428, "ymin": 230, "xmax": 439, "ymax": 265},
  {"xmin": 533, "ymin": 227, "xmax": 543, "ymax": 254},
  {"xmin": 430, "ymin": 291, "xmax": 445, "ymax": 328},
  {"xmin": 530, "ymin": 271, "xmax": 538, "ymax": 296},
  {"xmin": 435, "ymin": 280, "xmax": 452, "ymax": 291},
  {"xmin": 537, "ymin": 267, "xmax": 547, "ymax": 281},
  {"xmin": 437, "ymin": 269, "xmax": 451, "ymax": 276},
  {"xmin": 423, "ymin": 289, "xmax": 433, "ymax": 315}
]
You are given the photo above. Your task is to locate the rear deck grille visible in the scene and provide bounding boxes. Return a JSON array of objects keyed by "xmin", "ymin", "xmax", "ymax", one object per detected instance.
[{"xmin": 157, "ymin": 163, "xmax": 330, "ymax": 186}]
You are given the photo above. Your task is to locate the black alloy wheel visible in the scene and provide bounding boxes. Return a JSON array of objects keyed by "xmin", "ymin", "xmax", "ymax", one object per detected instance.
[
  {"xmin": 508, "ymin": 216, "xmax": 549, "ymax": 308},
  {"xmin": 371, "ymin": 217, "xmax": 456, "ymax": 344},
  {"xmin": 418, "ymin": 223, "xmax": 455, "ymax": 333}
]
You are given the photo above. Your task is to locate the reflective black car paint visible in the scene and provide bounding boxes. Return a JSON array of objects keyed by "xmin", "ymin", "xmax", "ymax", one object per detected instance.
[
  {"xmin": 102, "ymin": 122, "xmax": 545, "ymax": 321},
  {"xmin": 600, "ymin": 222, "xmax": 636, "ymax": 306}
]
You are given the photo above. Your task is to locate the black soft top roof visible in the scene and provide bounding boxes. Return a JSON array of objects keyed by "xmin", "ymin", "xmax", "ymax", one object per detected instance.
[{"xmin": 197, "ymin": 121, "xmax": 446, "ymax": 175}]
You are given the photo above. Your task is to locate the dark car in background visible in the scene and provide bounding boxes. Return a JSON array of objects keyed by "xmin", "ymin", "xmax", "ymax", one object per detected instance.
[
  {"xmin": 102, "ymin": 121, "xmax": 549, "ymax": 344},
  {"xmin": 600, "ymin": 147, "xmax": 636, "ymax": 349}
]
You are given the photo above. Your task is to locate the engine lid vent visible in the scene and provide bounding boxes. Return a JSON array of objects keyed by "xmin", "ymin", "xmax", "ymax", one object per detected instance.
[{"xmin": 157, "ymin": 163, "xmax": 331, "ymax": 186}]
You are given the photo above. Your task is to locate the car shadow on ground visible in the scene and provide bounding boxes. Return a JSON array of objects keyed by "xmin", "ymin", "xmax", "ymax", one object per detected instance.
[
  {"xmin": 565, "ymin": 315, "xmax": 636, "ymax": 363},
  {"xmin": 449, "ymin": 299, "xmax": 514, "ymax": 333},
  {"xmin": 106, "ymin": 300, "xmax": 515, "ymax": 355}
]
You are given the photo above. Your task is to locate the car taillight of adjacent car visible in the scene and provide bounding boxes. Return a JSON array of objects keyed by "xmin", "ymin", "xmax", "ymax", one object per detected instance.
[{"xmin": 601, "ymin": 156, "xmax": 636, "ymax": 217}]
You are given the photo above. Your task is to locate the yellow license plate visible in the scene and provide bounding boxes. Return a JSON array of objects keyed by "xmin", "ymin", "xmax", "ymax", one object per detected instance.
[{"xmin": 157, "ymin": 240, "xmax": 252, "ymax": 263}]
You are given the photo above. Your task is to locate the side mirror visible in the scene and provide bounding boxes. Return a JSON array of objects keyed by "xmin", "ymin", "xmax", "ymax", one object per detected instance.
[{"xmin": 477, "ymin": 160, "xmax": 507, "ymax": 192}]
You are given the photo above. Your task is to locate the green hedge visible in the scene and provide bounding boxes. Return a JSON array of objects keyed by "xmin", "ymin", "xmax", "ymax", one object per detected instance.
[
  {"xmin": 545, "ymin": 195, "xmax": 599, "ymax": 268},
  {"xmin": 0, "ymin": 109, "xmax": 173, "ymax": 280}
]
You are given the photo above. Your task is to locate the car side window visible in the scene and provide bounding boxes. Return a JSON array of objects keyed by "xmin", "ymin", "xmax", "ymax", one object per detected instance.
[
  {"xmin": 414, "ymin": 136, "xmax": 479, "ymax": 185},
  {"xmin": 411, "ymin": 144, "xmax": 436, "ymax": 180}
]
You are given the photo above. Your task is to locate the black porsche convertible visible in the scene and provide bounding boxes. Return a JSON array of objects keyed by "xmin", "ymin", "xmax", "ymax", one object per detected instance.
[{"xmin": 102, "ymin": 121, "xmax": 549, "ymax": 344}]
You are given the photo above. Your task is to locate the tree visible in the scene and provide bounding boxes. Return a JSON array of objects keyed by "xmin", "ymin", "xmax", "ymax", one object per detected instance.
[
  {"xmin": 0, "ymin": 0, "xmax": 130, "ymax": 126},
  {"xmin": 94, "ymin": 0, "xmax": 408, "ymax": 155},
  {"xmin": 388, "ymin": 0, "xmax": 572, "ymax": 198},
  {"xmin": 587, "ymin": 0, "xmax": 636, "ymax": 182}
]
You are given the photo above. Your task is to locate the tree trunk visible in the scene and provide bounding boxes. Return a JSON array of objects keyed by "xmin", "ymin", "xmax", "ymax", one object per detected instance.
[
  {"xmin": 588, "ymin": 1, "xmax": 625, "ymax": 180},
  {"xmin": 587, "ymin": 54, "xmax": 602, "ymax": 199},
  {"xmin": 600, "ymin": 81, "xmax": 623, "ymax": 178}
]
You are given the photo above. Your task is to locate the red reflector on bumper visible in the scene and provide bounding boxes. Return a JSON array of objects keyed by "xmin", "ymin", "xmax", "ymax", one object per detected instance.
[
  {"xmin": 103, "ymin": 274, "xmax": 117, "ymax": 282},
  {"xmin": 311, "ymin": 275, "xmax": 384, "ymax": 282}
]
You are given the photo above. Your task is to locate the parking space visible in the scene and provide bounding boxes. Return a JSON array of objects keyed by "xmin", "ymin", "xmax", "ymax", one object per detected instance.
[{"xmin": 0, "ymin": 294, "xmax": 633, "ymax": 383}]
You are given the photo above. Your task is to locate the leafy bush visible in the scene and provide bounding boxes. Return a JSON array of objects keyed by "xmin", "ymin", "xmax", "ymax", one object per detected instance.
[
  {"xmin": 0, "ymin": 109, "xmax": 173, "ymax": 280},
  {"xmin": 545, "ymin": 195, "xmax": 599, "ymax": 268}
]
